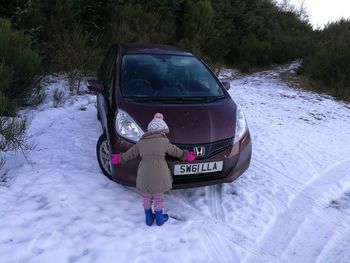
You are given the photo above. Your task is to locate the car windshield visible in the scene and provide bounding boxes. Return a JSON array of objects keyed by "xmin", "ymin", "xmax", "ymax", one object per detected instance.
[{"xmin": 120, "ymin": 54, "xmax": 225, "ymax": 99}]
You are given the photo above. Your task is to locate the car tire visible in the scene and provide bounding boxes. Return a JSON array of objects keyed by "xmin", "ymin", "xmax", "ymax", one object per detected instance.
[
  {"xmin": 97, "ymin": 110, "xmax": 101, "ymax": 121},
  {"xmin": 96, "ymin": 133, "xmax": 113, "ymax": 180},
  {"xmin": 94, "ymin": 104, "xmax": 100, "ymax": 121}
]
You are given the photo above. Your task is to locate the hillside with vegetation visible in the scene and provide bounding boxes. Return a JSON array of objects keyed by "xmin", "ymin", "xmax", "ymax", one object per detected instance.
[
  {"xmin": 1, "ymin": 0, "xmax": 314, "ymax": 69},
  {"xmin": 1, "ymin": 0, "xmax": 349, "ymax": 95}
]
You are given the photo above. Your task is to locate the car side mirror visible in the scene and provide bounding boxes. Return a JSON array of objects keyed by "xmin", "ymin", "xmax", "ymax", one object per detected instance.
[
  {"xmin": 222, "ymin": 81, "xmax": 231, "ymax": 91},
  {"xmin": 87, "ymin": 79, "xmax": 105, "ymax": 93}
]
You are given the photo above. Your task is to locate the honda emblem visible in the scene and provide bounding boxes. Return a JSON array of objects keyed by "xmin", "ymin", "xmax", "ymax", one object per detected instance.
[{"xmin": 194, "ymin": 146, "xmax": 205, "ymax": 157}]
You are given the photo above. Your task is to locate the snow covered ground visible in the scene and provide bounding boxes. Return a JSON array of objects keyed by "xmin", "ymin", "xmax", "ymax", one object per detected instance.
[{"xmin": 1, "ymin": 64, "xmax": 350, "ymax": 263}]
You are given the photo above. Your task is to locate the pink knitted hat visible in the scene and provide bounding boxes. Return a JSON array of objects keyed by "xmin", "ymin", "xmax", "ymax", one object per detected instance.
[{"xmin": 147, "ymin": 113, "xmax": 169, "ymax": 133}]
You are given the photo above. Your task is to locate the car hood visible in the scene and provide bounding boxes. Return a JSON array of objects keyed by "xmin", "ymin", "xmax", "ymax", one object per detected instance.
[{"xmin": 118, "ymin": 98, "xmax": 237, "ymax": 144}]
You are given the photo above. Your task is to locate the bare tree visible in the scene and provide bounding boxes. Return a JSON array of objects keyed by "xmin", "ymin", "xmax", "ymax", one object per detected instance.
[
  {"xmin": 278, "ymin": 0, "xmax": 292, "ymax": 12},
  {"xmin": 275, "ymin": 0, "xmax": 309, "ymax": 22},
  {"xmin": 297, "ymin": 0, "xmax": 309, "ymax": 22}
]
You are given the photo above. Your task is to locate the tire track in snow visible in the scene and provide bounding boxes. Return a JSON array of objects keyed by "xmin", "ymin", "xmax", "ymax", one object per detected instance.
[
  {"xmin": 248, "ymin": 161, "xmax": 304, "ymax": 213},
  {"xmin": 250, "ymin": 161, "xmax": 304, "ymax": 190},
  {"xmin": 168, "ymin": 189, "xmax": 260, "ymax": 261},
  {"xmin": 169, "ymin": 186, "xmax": 273, "ymax": 261},
  {"xmin": 200, "ymin": 220, "xmax": 282, "ymax": 262},
  {"xmin": 206, "ymin": 185, "xmax": 225, "ymax": 222},
  {"xmin": 250, "ymin": 159, "xmax": 350, "ymax": 217},
  {"xmin": 197, "ymin": 227, "xmax": 239, "ymax": 263},
  {"xmin": 315, "ymin": 228, "xmax": 350, "ymax": 263},
  {"xmin": 245, "ymin": 159, "xmax": 350, "ymax": 262},
  {"xmin": 167, "ymin": 192, "xmax": 281, "ymax": 262},
  {"xmin": 280, "ymin": 215, "xmax": 350, "ymax": 262}
]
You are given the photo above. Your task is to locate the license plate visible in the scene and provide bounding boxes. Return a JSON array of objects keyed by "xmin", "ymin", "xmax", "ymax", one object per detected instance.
[{"xmin": 174, "ymin": 161, "xmax": 223, "ymax": 175}]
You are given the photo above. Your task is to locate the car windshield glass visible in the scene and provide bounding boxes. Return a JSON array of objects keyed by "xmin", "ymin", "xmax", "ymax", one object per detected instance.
[{"xmin": 120, "ymin": 54, "xmax": 225, "ymax": 98}]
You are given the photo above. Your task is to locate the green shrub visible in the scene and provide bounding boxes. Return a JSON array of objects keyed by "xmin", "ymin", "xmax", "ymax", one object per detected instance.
[
  {"xmin": 0, "ymin": 19, "xmax": 39, "ymax": 170},
  {"xmin": 0, "ymin": 90, "xmax": 35, "ymax": 170},
  {"xmin": 0, "ymin": 19, "xmax": 41, "ymax": 104},
  {"xmin": 109, "ymin": 3, "xmax": 174, "ymax": 45},
  {"xmin": 238, "ymin": 34, "xmax": 272, "ymax": 68},
  {"xmin": 0, "ymin": 63, "xmax": 16, "ymax": 115},
  {"xmin": 303, "ymin": 19, "xmax": 350, "ymax": 98},
  {"xmin": 0, "ymin": 90, "xmax": 34, "ymax": 170},
  {"xmin": 178, "ymin": 0, "xmax": 215, "ymax": 65},
  {"xmin": 54, "ymin": 26, "xmax": 101, "ymax": 94},
  {"xmin": 0, "ymin": 62, "xmax": 14, "ymax": 94}
]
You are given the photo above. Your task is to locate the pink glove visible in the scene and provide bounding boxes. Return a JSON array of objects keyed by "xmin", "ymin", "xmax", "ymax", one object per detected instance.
[
  {"xmin": 186, "ymin": 151, "xmax": 196, "ymax": 162},
  {"xmin": 111, "ymin": 154, "xmax": 121, "ymax": 165}
]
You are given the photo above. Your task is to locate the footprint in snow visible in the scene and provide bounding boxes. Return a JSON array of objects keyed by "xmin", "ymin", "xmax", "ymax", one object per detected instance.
[{"xmin": 30, "ymin": 230, "xmax": 62, "ymax": 255}]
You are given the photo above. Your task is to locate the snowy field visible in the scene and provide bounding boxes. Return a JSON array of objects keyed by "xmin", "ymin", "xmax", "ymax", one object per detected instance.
[{"xmin": 1, "ymin": 64, "xmax": 350, "ymax": 263}]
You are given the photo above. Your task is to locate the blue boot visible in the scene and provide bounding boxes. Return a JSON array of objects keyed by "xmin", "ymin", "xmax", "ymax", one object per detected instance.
[
  {"xmin": 145, "ymin": 209, "xmax": 154, "ymax": 226},
  {"xmin": 155, "ymin": 210, "xmax": 169, "ymax": 226}
]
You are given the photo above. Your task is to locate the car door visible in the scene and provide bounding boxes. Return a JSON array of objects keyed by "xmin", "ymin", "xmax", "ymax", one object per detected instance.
[{"xmin": 97, "ymin": 45, "xmax": 118, "ymax": 134}]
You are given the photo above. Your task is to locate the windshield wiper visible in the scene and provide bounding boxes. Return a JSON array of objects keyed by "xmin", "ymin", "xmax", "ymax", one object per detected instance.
[
  {"xmin": 124, "ymin": 97, "xmax": 176, "ymax": 102},
  {"xmin": 202, "ymin": 96, "xmax": 226, "ymax": 103},
  {"xmin": 124, "ymin": 96, "xmax": 225, "ymax": 103}
]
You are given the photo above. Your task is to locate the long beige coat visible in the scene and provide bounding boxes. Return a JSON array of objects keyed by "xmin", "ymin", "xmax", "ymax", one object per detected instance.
[{"xmin": 120, "ymin": 132, "xmax": 187, "ymax": 193}]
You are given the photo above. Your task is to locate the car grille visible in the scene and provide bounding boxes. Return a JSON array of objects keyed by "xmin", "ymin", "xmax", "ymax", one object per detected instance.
[{"xmin": 175, "ymin": 138, "xmax": 232, "ymax": 159}]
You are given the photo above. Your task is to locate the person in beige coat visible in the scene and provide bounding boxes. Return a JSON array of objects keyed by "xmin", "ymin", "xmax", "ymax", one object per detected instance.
[{"xmin": 111, "ymin": 113, "xmax": 196, "ymax": 226}]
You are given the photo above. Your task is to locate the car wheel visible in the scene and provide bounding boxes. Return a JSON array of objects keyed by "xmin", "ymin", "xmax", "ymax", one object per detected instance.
[
  {"xmin": 95, "ymin": 104, "xmax": 100, "ymax": 120},
  {"xmin": 96, "ymin": 133, "xmax": 113, "ymax": 180}
]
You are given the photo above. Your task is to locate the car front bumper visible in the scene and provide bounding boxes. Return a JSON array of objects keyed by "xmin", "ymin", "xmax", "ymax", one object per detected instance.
[{"xmin": 111, "ymin": 132, "xmax": 252, "ymax": 189}]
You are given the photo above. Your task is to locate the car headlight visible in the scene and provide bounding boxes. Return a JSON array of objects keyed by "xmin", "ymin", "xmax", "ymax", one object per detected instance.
[
  {"xmin": 233, "ymin": 107, "xmax": 248, "ymax": 144},
  {"xmin": 115, "ymin": 109, "xmax": 144, "ymax": 142}
]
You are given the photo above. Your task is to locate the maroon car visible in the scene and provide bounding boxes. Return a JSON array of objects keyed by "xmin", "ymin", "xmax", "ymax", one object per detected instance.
[{"xmin": 88, "ymin": 43, "xmax": 252, "ymax": 188}]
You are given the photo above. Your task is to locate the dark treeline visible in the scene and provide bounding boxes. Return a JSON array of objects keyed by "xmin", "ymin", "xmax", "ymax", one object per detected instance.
[
  {"xmin": 0, "ymin": 0, "xmax": 349, "ymax": 103},
  {"xmin": 1, "ymin": 0, "xmax": 313, "ymax": 70},
  {"xmin": 302, "ymin": 19, "xmax": 350, "ymax": 98}
]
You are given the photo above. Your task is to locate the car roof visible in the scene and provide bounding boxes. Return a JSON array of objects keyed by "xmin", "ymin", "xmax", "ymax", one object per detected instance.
[{"xmin": 118, "ymin": 43, "xmax": 193, "ymax": 56}]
